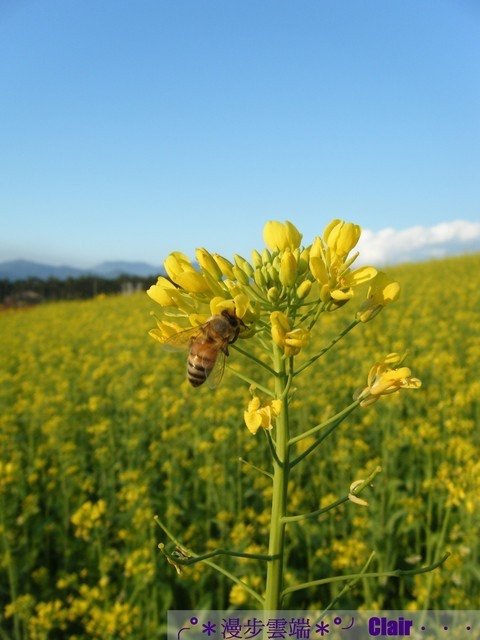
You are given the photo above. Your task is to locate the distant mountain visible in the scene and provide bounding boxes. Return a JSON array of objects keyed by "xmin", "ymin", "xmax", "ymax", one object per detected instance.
[
  {"xmin": 0, "ymin": 260, "xmax": 86, "ymax": 281},
  {"xmin": 91, "ymin": 261, "xmax": 161, "ymax": 278},
  {"xmin": 0, "ymin": 259, "xmax": 162, "ymax": 281}
]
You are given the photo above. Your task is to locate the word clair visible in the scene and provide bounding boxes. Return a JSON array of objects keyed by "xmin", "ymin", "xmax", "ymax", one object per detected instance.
[{"xmin": 369, "ymin": 617, "xmax": 413, "ymax": 636}]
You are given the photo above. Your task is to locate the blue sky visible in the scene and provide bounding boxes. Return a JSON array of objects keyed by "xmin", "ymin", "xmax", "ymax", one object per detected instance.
[{"xmin": 1, "ymin": 0, "xmax": 479, "ymax": 267}]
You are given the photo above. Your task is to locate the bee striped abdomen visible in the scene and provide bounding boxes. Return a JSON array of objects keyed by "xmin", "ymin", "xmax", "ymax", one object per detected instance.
[{"xmin": 187, "ymin": 344, "xmax": 217, "ymax": 387}]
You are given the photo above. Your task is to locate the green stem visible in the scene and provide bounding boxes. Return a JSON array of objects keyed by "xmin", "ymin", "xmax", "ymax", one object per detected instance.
[
  {"xmin": 295, "ymin": 319, "xmax": 359, "ymax": 376},
  {"xmin": 283, "ymin": 466, "xmax": 382, "ymax": 523},
  {"xmin": 239, "ymin": 457, "xmax": 273, "ymax": 479},
  {"xmin": 162, "ymin": 546, "xmax": 280, "ymax": 565},
  {"xmin": 421, "ymin": 504, "xmax": 451, "ymax": 610},
  {"xmin": 232, "ymin": 343, "xmax": 278, "ymax": 376},
  {"xmin": 264, "ymin": 343, "xmax": 290, "ymax": 611},
  {"xmin": 320, "ymin": 551, "xmax": 376, "ymax": 613},
  {"xmin": 226, "ymin": 366, "xmax": 275, "ymax": 397},
  {"xmin": 289, "ymin": 399, "xmax": 360, "ymax": 446},
  {"xmin": 265, "ymin": 431, "xmax": 283, "ymax": 468},
  {"xmin": 281, "ymin": 553, "xmax": 450, "ymax": 598},
  {"xmin": 283, "ymin": 496, "xmax": 347, "ymax": 524},
  {"xmin": 306, "ymin": 300, "xmax": 326, "ymax": 331},
  {"xmin": 154, "ymin": 517, "xmax": 264, "ymax": 605}
]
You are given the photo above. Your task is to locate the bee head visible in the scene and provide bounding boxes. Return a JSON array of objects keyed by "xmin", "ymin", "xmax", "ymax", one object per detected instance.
[{"xmin": 221, "ymin": 308, "xmax": 245, "ymax": 329}]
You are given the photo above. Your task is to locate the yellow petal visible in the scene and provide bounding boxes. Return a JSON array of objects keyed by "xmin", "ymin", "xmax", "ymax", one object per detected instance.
[
  {"xmin": 147, "ymin": 283, "xmax": 175, "ymax": 307},
  {"xmin": 330, "ymin": 288, "xmax": 354, "ymax": 301},
  {"xmin": 233, "ymin": 294, "xmax": 250, "ymax": 319},
  {"xmin": 172, "ymin": 271, "xmax": 211, "ymax": 293},
  {"xmin": 347, "ymin": 266, "xmax": 377, "ymax": 285},
  {"xmin": 164, "ymin": 252, "xmax": 194, "ymax": 279},
  {"xmin": 271, "ymin": 400, "xmax": 282, "ymax": 416},
  {"xmin": 244, "ymin": 411, "xmax": 262, "ymax": 435}
]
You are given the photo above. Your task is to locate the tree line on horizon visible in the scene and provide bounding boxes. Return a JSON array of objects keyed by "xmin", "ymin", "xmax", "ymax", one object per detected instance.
[{"xmin": 0, "ymin": 274, "xmax": 158, "ymax": 307}]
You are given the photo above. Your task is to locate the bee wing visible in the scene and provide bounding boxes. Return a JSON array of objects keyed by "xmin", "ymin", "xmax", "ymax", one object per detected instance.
[
  {"xmin": 161, "ymin": 326, "xmax": 202, "ymax": 352},
  {"xmin": 206, "ymin": 349, "xmax": 227, "ymax": 390}
]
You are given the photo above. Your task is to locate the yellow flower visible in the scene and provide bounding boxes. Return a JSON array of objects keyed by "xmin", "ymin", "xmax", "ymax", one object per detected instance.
[
  {"xmin": 244, "ymin": 396, "xmax": 282, "ymax": 434},
  {"xmin": 229, "ymin": 583, "xmax": 248, "ymax": 606},
  {"xmin": 71, "ymin": 499, "xmax": 107, "ymax": 541},
  {"xmin": 147, "ymin": 277, "xmax": 196, "ymax": 312},
  {"xmin": 284, "ymin": 328, "xmax": 309, "ymax": 356},
  {"xmin": 163, "ymin": 251, "xmax": 196, "ymax": 280},
  {"xmin": 263, "ymin": 220, "xmax": 302, "ymax": 252},
  {"xmin": 163, "ymin": 251, "xmax": 211, "ymax": 293},
  {"xmin": 356, "ymin": 271, "xmax": 401, "ymax": 322},
  {"xmin": 270, "ymin": 311, "xmax": 309, "ymax": 356},
  {"xmin": 309, "ymin": 228, "xmax": 376, "ymax": 307},
  {"xmin": 148, "ymin": 319, "xmax": 183, "ymax": 344},
  {"xmin": 324, "ymin": 219, "xmax": 361, "ymax": 256},
  {"xmin": 354, "ymin": 353, "xmax": 422, "ymax": 407}
]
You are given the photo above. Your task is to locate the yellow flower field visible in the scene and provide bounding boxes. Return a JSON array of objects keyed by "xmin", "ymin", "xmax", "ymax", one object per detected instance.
[{"xmin": 0, "ymin": 252, "xmax": 479, "ymax": 638}]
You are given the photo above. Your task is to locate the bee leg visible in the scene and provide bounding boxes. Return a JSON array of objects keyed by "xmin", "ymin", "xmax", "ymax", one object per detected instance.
[
  {"xmin": 229, "ymin": 328, "xmax": 240, "ymax": 344},
  {"xmin": 222, "ymin": 345, "xmax": 230, "ymax": 356}
]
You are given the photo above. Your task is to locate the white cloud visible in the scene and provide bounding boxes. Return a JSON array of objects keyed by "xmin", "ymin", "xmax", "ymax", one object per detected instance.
[{"xmin": 356, "ymin": 220, "xmax": 480, "ymax": 266}]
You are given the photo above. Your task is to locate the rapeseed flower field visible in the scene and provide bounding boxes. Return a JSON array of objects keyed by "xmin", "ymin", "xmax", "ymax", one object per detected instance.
[{"xmin": 0, "ymin": 251, "xmax": 479, "ymax": 638}]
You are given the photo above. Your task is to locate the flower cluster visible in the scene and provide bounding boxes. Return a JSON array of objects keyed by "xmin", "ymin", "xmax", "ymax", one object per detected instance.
[
  {"xmin": 148, "ymin": 219, "xmax": 392, "ymax": 345},
  {"xmin": 354, "ymin": 353, "xmax": 422, "ymax": 407},
  {"xmin": 308, "ymin": 220, "xmax": 377, "ymax": 308},
  {"xmin": 147, "ymin": 219, "xmax": 412, "ymax": 435}
]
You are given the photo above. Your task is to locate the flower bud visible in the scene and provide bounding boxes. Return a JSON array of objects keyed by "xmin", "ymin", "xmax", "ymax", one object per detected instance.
[
  {"xmin": 309, "ymin": 238, "xmax": 329, "ymax": 285},
  {"xmin": 297, "ymin": 246, "xmax": 310, "ymax": 274},
  {"xmin": 262, "ymin": 248, "xmax": 272, "ymax": 264},
  {"xmin": 251, "ymin": 249, "xmax": 263, "ymax": 269},
  {"xmin": 254, "ymin": 268, "xmax": 267, "ymax": 288},
  {"xmin": 147, "ymin": 277, "xmax": 177, "ymax": 306},
  {"xmin": 267, "ymin": 264, "xmax": 279, "ymax": 283},
  {"xmin": 212, "ymin": 254, "xmax": 235, "ymax": 279},
  {"xmin": 234, "ymin": 254, "xmax": 254, "ymax": 278},
  {"xmin": 267, "ymin": 287, "xmax": 279, "ymax": 303},
  {"xmin": 172, "ymin": 271, "xmax": 211, "ymax": 293},
  {"xmin": 263, "ymin": 220, "xmax": 303, "ymax": 252},
  {"xmin": 324, "ymin": 220, "xmax": 361, "ymax": 257},
  {"xmin": 232, "ymin": 265, "xmax": 250, "ymax": 285},
  {"xmin": 279, "ymin": 249, "xmax": 297, "ymax": 287},
  {"xmin": 164, "ymin": 252, "xmax": 195, "ymax": 280},
  {"xmin": 296, "ymin": 280, "xmax": 312, "ymax": 299},
  {"xmin": 196, "ymin": 248, "xmax": 223, "ymax": 280}
]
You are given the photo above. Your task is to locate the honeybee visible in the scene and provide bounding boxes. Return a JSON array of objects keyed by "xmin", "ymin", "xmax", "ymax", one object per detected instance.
[{"xmin": 163, "ymin": 309, "xmax": 245, "ymax": 388}]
